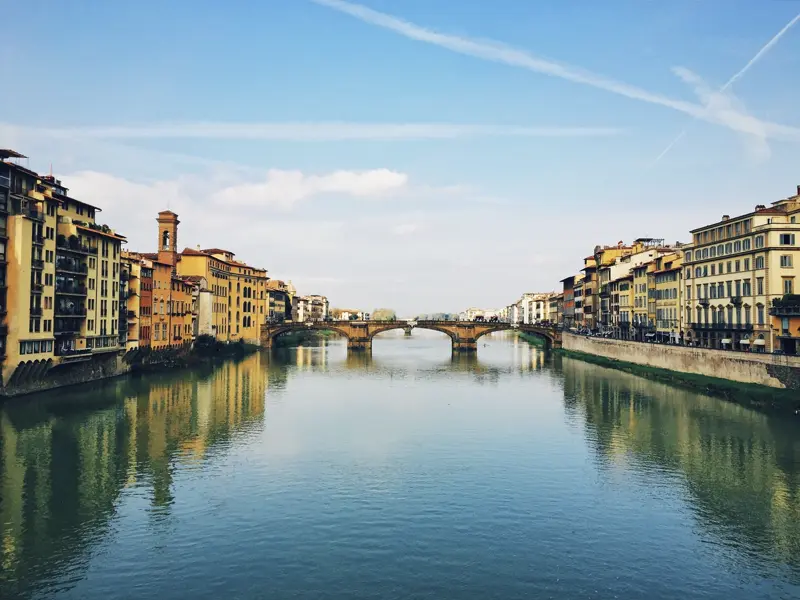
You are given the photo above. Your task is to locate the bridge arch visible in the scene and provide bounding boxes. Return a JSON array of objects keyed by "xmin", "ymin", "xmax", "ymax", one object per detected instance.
[
  {"xmin": 369, "ymin": 323, "xmax": 457, "ymax": 343},
  {"xmin": 264, "ymin": 323, "xmax": 353, "ymax": 345},
  {"xmin": 476, "ymin": 325, "xmax": 555, "ymax": 350}
]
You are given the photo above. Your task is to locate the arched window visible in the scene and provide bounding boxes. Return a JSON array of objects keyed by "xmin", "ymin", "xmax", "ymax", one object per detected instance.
[
  {"xmin": 710, "ymin": 247, "xmax": 716, "ymax": 258},
  {"xmin": 734, "ymin": 241, "xmax": 741, "ymax": 252},
  {"xmin": 743, "ymin": 239, "xmax": 751, "ymax": 250},
  {"xmin": 695, "ymin": 267, "xmax": 702, "ymax": 277},
  {"xmin": 755, "ymin": 256, "xmax": 764, "ymax": 269},
  {"xmin": 162, "ymin": 230, "xmax": 170, "ymax": 250},
  {"xmin": 725, "ymin": 243, "xmax": 733, "ymax": 254},
  {"xmin": 717, "ymin": 244, "xmax": 724, "ymax": 256}
]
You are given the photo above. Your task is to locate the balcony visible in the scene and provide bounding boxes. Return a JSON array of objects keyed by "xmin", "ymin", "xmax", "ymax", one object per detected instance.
[
  {"xmin": 55, "ymin": 322, "xmax": 82, "ymax": 335},
  {"xmin": 32, "ymin": 234, "xmax": 45, "ymax": 246},
  {"xmin": 56, "ymin": 239, "xmax": 91, "ymax": 255},
  {"xmin": 731, "ymin": 296, "xmax": 743, "ymax": 305},
  {"xmin": 127, "ymin": 310, "xmax": 137, "ymax": 321},
  {"xmin": 55, "ymin": 347, "xmax": 91, "ymax": 358},
  {"xmin": 56, "ymin": 308, "xmax": 87, "ymax": 317},
  {"xmin": 56, "ymin": 260, "xmax": 88, "ymax": 275},
  {"xmin": 24, "ymin": 207, "xmax": 45, "ymax": 222},
  {"xmin": 56, "ymin": 284, "xmax": 87, "ymax": 296},
  {"xmin": 0, "ymin": 323, "xmax": 7, "ymax": 335},
  {"xmin": 698, "ymin": 298, "xmax": 709, "ymax": 306},
  {"xmin": 0, "ymin": 227, "xmax": 6, "ymax": 240},
  {"xmin": 0, "ymin": 174, "xmax": 10, "ymax": 189},
  {"xmin": 121, "ymin": 271, "xmax": 130, "ymax": 281},
  {"xmin": 31, "ymin": 283, "xmax": 43, "ymax": 294},
  {"xmin": 770, "ymin": 305, "xmax": 800, "ymax": 317},
  {"xmin": 30, "ymin": 307, "xmax": 43, "ymax": 316},
  {"xmin": 689, "ymin": 322, "xmax": 754, "ymax": 331},
  {"xmin": 31, "ymin": 259, "xmax": 45, "ymax": 270}
]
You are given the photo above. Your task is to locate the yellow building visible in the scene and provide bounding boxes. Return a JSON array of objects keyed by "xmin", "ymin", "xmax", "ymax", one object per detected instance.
[
  {"xmin": 130, "ymin": 211, "xmax": 269, "ymax": 345},
  {"xmin": 684, "ymin": 188, "xmax": 800, "ymax": 351},
  {"xmin": 121, "ymin": 251, "xmax": 142, "ymax": 351},
  {"xmin": 650, "ymin": 252, "xmax": 683, "ymax": 343},
  {"xmin": 0, "ymin": 151, "xmax": 126, "ymax": 386},
  {"xmin": 631, "ymin": 261, "xmax": 655, "ymax": 340}
]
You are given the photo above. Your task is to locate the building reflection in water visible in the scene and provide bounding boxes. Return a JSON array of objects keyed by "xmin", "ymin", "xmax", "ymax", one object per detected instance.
[
  {"xmin": 555, "ymin": 354, "xmax": 800, "ymax": 575},
  {"xmin": 0, "ymin": 352, "xmax": 266, "ymax": 598}
]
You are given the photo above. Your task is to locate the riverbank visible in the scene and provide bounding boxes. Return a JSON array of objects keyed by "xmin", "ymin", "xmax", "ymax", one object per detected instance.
[
  {"xmin": 559, "ymin": 339, "xmax": 800, "ymax": 415},
  {"xmin": 515, "ymin": 331, "xmax": 546, "ymax": 347}
]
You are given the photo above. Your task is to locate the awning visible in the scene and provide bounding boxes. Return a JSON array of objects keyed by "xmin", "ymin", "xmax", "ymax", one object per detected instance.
[
  {"xmin": 645, "ymin": 333, "xmax": 655, "ymax": 338},
  {"xmin": 753, "ymin": 339, "xmax": 766, "ymax": 346},
  {"xmin": 721, "ymin": 339, "xmax": 732, "ymax": 344},
  {"xmin": 739, "ymin": 339, "xmax": 750, "ymax": 345}
]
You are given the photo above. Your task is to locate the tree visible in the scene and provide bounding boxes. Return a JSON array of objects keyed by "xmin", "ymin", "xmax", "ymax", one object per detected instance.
[{"xmin": 372, "ymin": 308, "xmax": 396, "ymax": 322}]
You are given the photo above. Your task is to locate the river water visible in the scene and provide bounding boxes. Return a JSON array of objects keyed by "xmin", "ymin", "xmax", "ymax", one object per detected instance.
[{"xmin": 1, "ymin": 331, "xmax": 799, "ymax": 600}]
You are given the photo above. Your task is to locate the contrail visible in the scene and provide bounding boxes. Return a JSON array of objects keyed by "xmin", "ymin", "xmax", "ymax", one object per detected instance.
[
  {"xmin": 312, "ymin": 0, "xmax": 800, "ymax": 140},
  {"xmin": 651, "ymin": 11, "xmax": 800, "ymax": 166}
]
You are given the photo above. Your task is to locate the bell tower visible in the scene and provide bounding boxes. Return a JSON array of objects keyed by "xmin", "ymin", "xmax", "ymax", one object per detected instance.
[{"xmin": 157, "ymin": 210, "xmax": 180, "ymax": 272}]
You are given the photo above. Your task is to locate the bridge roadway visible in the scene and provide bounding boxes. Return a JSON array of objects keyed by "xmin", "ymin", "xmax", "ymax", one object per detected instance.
[{"xmin": 261, "ymin": 320, "xmax": 561, "ymax": 353}]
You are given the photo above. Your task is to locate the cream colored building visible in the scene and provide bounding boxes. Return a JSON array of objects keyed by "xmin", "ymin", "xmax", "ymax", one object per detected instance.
[
  {"xmin": 1, "ymin": 151, "xmax": 126, "ymax": 386},
  {"xmin": 684, "ymin": 188, "xmax": 800, "ymax": 352}
]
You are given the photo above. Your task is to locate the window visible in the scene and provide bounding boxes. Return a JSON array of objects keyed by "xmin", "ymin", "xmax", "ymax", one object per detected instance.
[
  {"xmin": 726, "ymin": 261, "xmax": 732, "ymax": 273},
  {"xmin": 744, "ymin": 258, "xmax": 750, "ymax": 270},
  {"xmin": 780, "ymin": 233, "xmax": 795, "ymax": 245},
  {"xmin": 757, "ymin": 278, "xmax": 764, "ymax": 295},
  {"xmin": 785, "ymin": 279, "xmax": 794, "ymax": 295},
  {"xmin": 725, "ymin": 243, "xmax": 732, "ymax": 254},
  {"xmin": 755, "ymin": 256, "xmax": 764, "ymax": 269},
  {"xmin": 711, "ymin": 265, "xmax": 716, "ymax": 276},
  {"xmin": 717, "ymin": 245, "xmax": 724, "ymax": 257},
  {"xmin": 743, "ymin": 239, "xmax": 751, "ymax": 251},
  {"xmin": 743, "ymin": 281, "xmax": 751, "ymax": 296},
  {"xmin": 757, "ymin": 305, "xmax": 765, "ymax": 325},
  {"xmin": 735, "ymin": 260, "xmax": 740, "ymax": 272},
  {"xmin": 695, "ymin": 267, "xmax": 702, "ymax": 278},
  {"xmin": 734, "ymin": 241, "xmax": 741, "ymax": 253},
  {"xmin": 685, "ymin": 251, "xmax": 692, "ymax": 262},
  {"xmin": 780, "ymin": 255, "xmax": 793, "ymax": 268},
  {"xmin": 727, "ymin": 281, "xmax": 733, "ymax": 297},
  {"xmin": 89, "ymin": 278, "xmax": 95, "ymax": 290},
  {"xmin": 755, "ymin": 236, "xmax": 764, "ymax": 249}
]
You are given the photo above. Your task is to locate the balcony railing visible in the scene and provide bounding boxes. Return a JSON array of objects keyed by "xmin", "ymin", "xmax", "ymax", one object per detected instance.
[
  {"xmin": 56, "ymin": 240, "xmax": 91, "ymax": 255},
  {"xmin": 127, "ymin": 310, "xmax": 137, "ymax": 320},
  {"xmin": 30, "ymin": 307, "xmax": 43, "ymax": 316},
  {"xmin": 55, "ymin": 347, "xmax": 91, "ymax": 357},
  {"xmin": 56, "ymin": 308, "xmax": 87, "ymax": 317},
  {"xmin": 56, "ymin": 284, "xmax": 87, "ymax": 296},
  {"xmin": 0, "ymin": 227, "xmax": 6, "ymax": 239},
  {"xmin": 0, "ymin": 174, "xmax": 10, "ymax": 188},
  {"xmin": 32, "ymin": 234, "xmax": 45, "ymax": 245},
  {"xmin": 770, "ymin": 305, "xmax": 800, "ymax": 317},
  {"xmin": 731, "ymin": 296, "xmax": 743, "ymax": 305},
  {"xmin": 56, "ymin": 261, "xmax": 88, "ymax": 275},
  {"xmin": 698, "ymin": 298, "xmax": 709, "ymax": 306},
  {"xmin": 689, "ymin": 323, "xmax": 754, "ymax": 331},
  {"xmin": 31, "ymin": 259, "xmax": 45, "ymax": 269},
  {"xmin": 31, "ymin": 283, "xmax": 43, "ymax": 293},
  {"xmin": 55, "ymin": 322, "xmax": 82, "ymax": 334},
  {"xmin": 24, "ymin": 207, "xmax": 44, "ymax": 222}
]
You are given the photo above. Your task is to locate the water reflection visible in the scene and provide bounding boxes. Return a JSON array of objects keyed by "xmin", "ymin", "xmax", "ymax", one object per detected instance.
[
  {"xmin": 557, "ymin": 354, "xmax": 800, "ymax": 577},
  {"xmin": 1, "ymin": 340, "xmax": 799, "ymax": 598},
  {"xmin": 0, "ymin": 354, "xmax": 266, "ymax": 598}
]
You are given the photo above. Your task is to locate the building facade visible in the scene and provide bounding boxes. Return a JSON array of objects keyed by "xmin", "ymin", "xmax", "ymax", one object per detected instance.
[{"xmin": 684, "ymin": 190, "xmax": 800, "ymax": 352}]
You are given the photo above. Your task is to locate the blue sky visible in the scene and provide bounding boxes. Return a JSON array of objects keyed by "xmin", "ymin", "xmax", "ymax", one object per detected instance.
[{"xmin": 2, "ymin": 0, "xmax": 799, "ymax": 314}]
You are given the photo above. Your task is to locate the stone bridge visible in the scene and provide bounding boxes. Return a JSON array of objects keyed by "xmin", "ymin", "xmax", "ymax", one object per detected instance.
[{"xmin": 261, "ymin": 320, "xmax": 561, "ymax": 353}]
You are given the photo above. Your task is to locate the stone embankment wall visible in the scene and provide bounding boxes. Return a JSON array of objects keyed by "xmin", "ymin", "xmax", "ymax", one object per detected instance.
[
  {"xmin": 562, "ymin": 333, "xmax": 800, "ymax": 390},
  {"xmin": 0, "ymin": 346, "xmax": 194, "ymax": 399}
]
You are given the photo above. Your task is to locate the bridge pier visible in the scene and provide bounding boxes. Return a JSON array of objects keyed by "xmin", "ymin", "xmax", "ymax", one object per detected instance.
[
  {"xmin": 452, "ymin": 339, "xmax": 477, "ymax": 353},
  {"xmin": 403, "ymin": 326, "xmax": 413, "ymax": 337},
  {"xmin": 347, "ymin": 338, "xmax": 372, "ymax": 353}
]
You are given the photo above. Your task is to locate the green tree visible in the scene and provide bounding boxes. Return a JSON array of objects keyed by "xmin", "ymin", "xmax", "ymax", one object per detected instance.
[{"xmin": 372, "ymin": 308, "xmax": 396, "ymax": 322}]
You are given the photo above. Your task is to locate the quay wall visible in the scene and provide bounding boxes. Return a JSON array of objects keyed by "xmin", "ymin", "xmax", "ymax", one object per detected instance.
[{"xmin": 562, "ymin": 333, "xmax": 800, "ymax": 391}]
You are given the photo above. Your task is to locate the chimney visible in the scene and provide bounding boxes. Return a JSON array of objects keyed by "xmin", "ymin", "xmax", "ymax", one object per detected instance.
[
  {"xmin": 796, "ymin": 184, "xmax": 800, "ymax": 196},
  {"xmin": 722, "ymin": 215, "xmax": 730, "ymax": 221},
  {"xmin": 755, "ymin": 204, "xmax": 766, "ymax": 211}
]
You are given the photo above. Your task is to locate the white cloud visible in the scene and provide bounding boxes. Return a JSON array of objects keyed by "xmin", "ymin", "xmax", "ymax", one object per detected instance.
[
  {"xmin": 313, "ymin": 0, "xmax": 800, "ymax": 141},
  {"xmin": 391, "ymin": 223, "xmax": 419, "ymax": 235},
  {"xmin": 211, "ymin": 168, "xmax": 409, "ymax": 209},
  {"xmin": 19, "ymin": 121, "xmax": 623, "ymax": 141},
  {"xmin": 652, "ymin": 12, "xmax": 800, "ymax": 165}
]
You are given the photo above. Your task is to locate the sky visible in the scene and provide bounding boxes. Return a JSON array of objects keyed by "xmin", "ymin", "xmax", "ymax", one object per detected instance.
[{"xmin": 1, "ymin": 0, "xmax": 799, "ymax": 315}]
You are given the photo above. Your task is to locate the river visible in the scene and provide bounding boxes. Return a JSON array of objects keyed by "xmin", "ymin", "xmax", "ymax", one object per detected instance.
[{"xmin": 1, "ymin": 331, "xmax": 799, "ymax": 599}]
